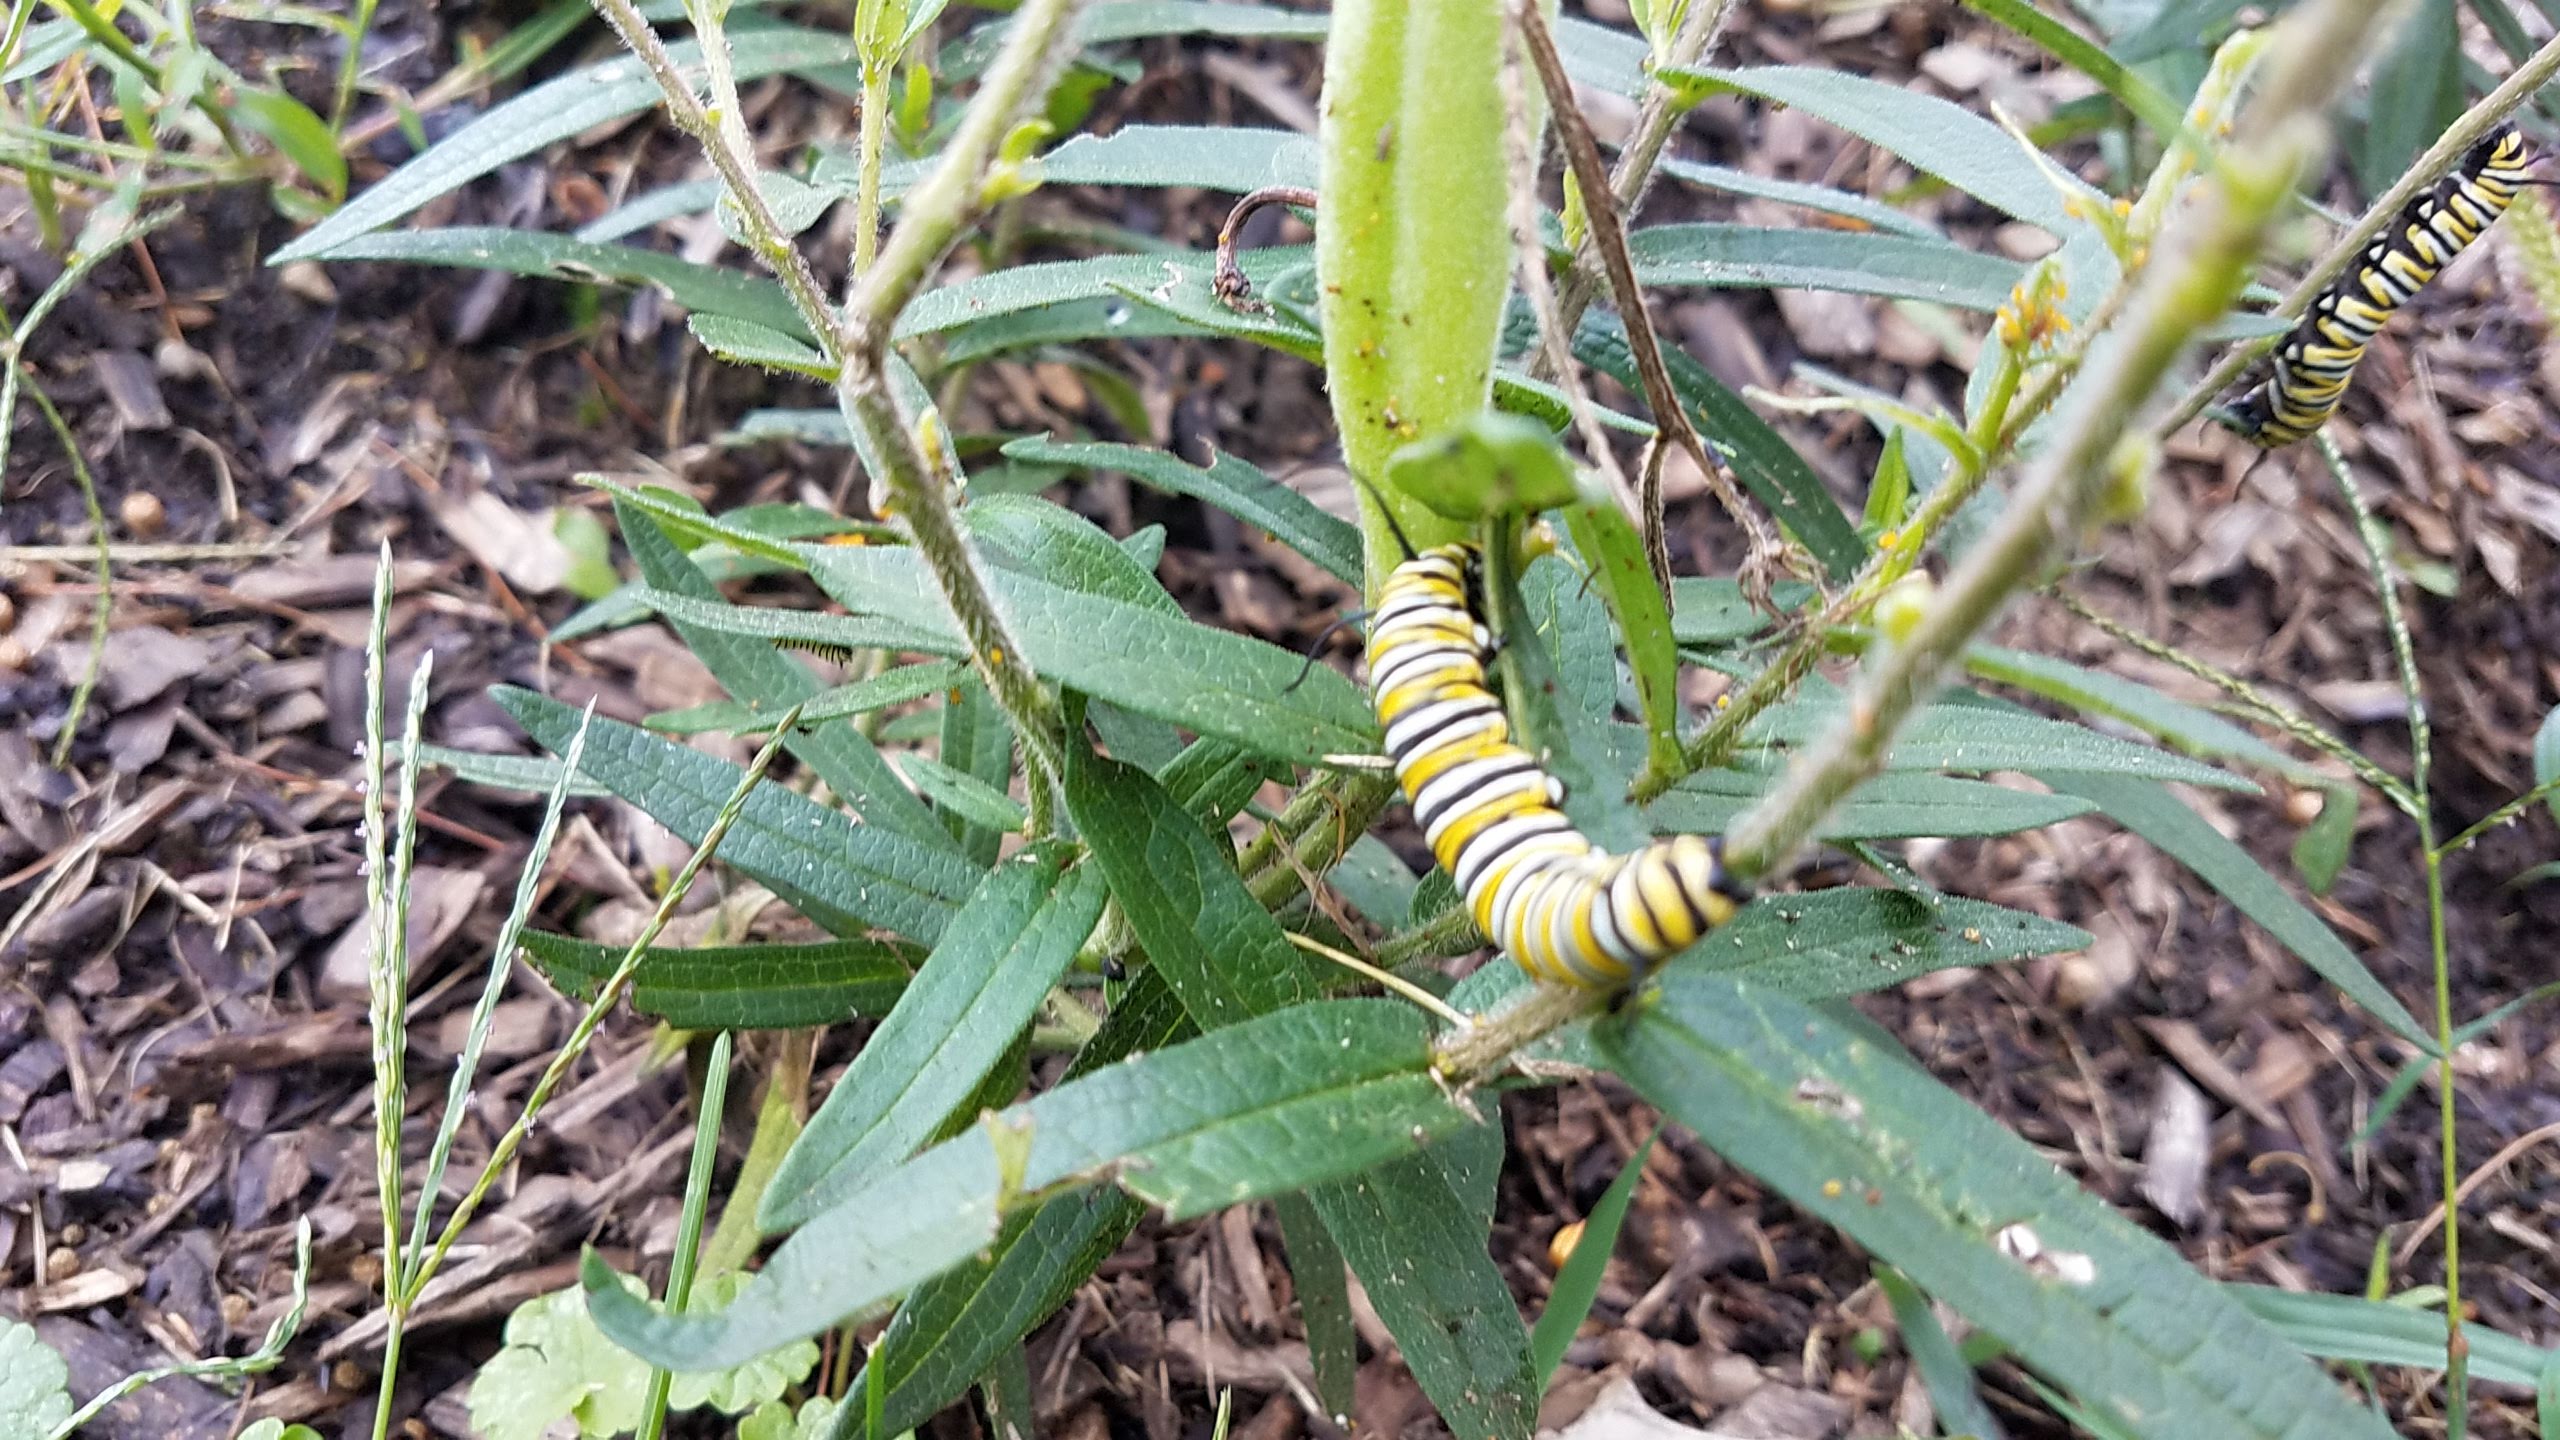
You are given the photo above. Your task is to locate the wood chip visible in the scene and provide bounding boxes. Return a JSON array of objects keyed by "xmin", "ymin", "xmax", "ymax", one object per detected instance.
[{"xmin": 2137, "ymin": 1066, "xmax": 2212, "ymax": 1227}]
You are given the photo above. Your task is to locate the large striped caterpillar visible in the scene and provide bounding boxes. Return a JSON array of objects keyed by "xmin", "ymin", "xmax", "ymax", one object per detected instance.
[
  {"xmin": 1365, "ymin": 542, "xmax": 1750, "ymax": 989},
  {"xmin": 2216, "ymin": 124, "xmax": 2537, "ymax": 447}
]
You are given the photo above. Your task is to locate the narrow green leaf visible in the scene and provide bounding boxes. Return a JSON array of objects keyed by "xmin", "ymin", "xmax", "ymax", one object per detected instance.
[
  {"xmin": 496, "ymin": 688, "xmax": 980, "ymax": 943},
  {"xmin": 1602, "ymin": 974, "xmax": 2398, "ymax": 1440},
  {"xmin": 1650, "ymin": 769, "xmax": 2095, "ymax": 842},
  {"xmin": 1683, "ymin": 888, "xmax": 2092, "ymax": 1001},
  {"xmin": 965, "ymin": 495, "xmax": 1181, "ymax": 614},
  {"xmin": 2227, "ymin": 1285, "xmax": 2560, "ymax": 1390},
  {"xmin": 409, "ymin": 741, "xmax": 610, "ymax": 797},
  {"xmin": 1659, "ymin": 157, "xmax": 1947, "ymax": 241},
  {"xmin": 1273, "ymin": 1193, "xmax": 1357, "ymax": 1420},
  {"xmin": 1627, "ymin": 224, "xmax": 2026, "ymax": 311},
  {"xmin": 1530, "ymin": 1129, "xmax": 1656, "ymax": 1385},
  {"xmin": 296, "ymin": 228, "xmax": 810, "ymax": 338},
  {"xmin": 1745, "ymin": 692, "xmax": 2257, "ymax": 790},
  {"xmin": 620, "ymin": 501, "xmax": 957, "ymax": 856},
  {"xmin": 883, "ymin": 123, "xmax": 1319, "ymax": 193},
  {"xmin": 589, "ymin": 1000, "xmax": 1473, "ymax": 1369},
  {"xmin": 276, "ymin": 29, "xmax": 867, "ymax": 262},
  {"xmin": 1654, "ymin": 66, "xmax": 2096, "ymax": 232},
  {"xmin": 647, "ymin": 660, "xmax": 968, "ymax": 736},
  {"xmin": 690, "ymin": 314, "xmax": 835, "ymax": 378},
  {"xmin": 899, "ymin": 753, "xmax": 1028, "ymax": 839},
  {"xmin": 1309, "ymin": 1153, "xmax": 1538, "ymax": 1440},
  {"xmin": 1874, "ymin": 1267, "xmax": 2006, "ymax": 1440},
  {"xmin": 1957, "ymin": 0, "xmax": 2188, "ymax": 145},
  {"xmin": 1158, "ymin": 737, "xmax": 1289, "ymax": 827},
  {"xmin": 229, "ymin": 88, "xmax": 348, "ymax": 199},
  {"xmin": 804, "ymin": 545, "xmax": 1379, "ymax": 765},
  {"xmin": 898, "ymin": 248, "xmax": 1306, "ymax": 347},
  {"xmin": 1065, "ymin": 745, "xmax": 1319, "ymax": 1026},
  {"xmin": 1966, "ymin": 644, "xmax": 2315, "ymax": 781},
  {"xmin": 519, "ymin": 932, "xmax": 917, "ymax": 1029},
  {"xmin": 2039, "ymin": 773, "xmax": 2430, "ymax": 1048},
  {"xmin": 1557, "ymin": 494, "xmax": 1683, "ymax": 782},
  {"xmin": 764, "ymin": 852, "xmax": 1105, "ymax": 1230}
]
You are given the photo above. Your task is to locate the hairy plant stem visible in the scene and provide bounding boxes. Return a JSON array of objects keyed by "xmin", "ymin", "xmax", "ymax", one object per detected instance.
[
  {"xmin": 832, "ymin": 0, "xmax": 1091, "ymax": 822},
  {"xmin": 2317, "ymin": 430, "xmax": 2466, "ymax": 1424},
  {"xmin": 1712, "ymin": 0, "xmax": 2388, "ymax": 883},
  {"xmin": 2161, "ymin": 27, "xmax": 2560, "ymax": 435},
  {"xmin": 585, "ymin": 0, "xmax": 842, "ymax": 355},
  {"xmin": 852, "ymin": 63, "xmax": 890, "ymax": 280}
]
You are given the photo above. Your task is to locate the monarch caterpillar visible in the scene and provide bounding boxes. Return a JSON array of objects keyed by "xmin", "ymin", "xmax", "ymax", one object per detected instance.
[
  {"xmin": 1366, "ymin": 542, "xmax": 1750, "ymax": 989},
  {"xmin": 2216, "ymin": 124, "xmax": 2537, "ymax": 447}
]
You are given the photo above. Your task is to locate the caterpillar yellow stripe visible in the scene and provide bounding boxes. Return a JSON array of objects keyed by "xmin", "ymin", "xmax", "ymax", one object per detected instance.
[
  {"xmin": 2218, "ymin": 124, "xmax": 2535, "ymax": 447},
  {"xmin": 1365, "ymin": 542, "xmax": 1749, "ymax": 989}
]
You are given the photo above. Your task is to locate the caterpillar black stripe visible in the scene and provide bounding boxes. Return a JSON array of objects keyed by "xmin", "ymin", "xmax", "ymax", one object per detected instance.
[
  {"xmin": 2216, "ymin": 124, "xmax": 2536, "ymax": 447},
  {"xmin": 1366, "ymin": 542, "xmax": 1750, "ymax": 989}
]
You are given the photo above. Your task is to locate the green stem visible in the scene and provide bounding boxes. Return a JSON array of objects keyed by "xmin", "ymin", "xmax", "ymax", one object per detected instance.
[
  {"xmin": 332, "ymin": 0, "xmax": 383, "ymax": 129},
  {"xmin": 638, "ymin": 1031, "xmax": 735, "ymax": 1440},
  {"xmin": 853, "ymin": 62, "xmax": 888, "ymax": 281},
  {"xmin": 583, "ymin": 0, "xmax": 843, "ymax": 355},
  {"xmin": 1242, "ymin": 771, "xmax": 1398, "ymax": 912},
  {"xmin": 831, "ymin": 0, "xmax": 1091, "ymax": 821},
  {"xmin": 2432, "ymin": 774, "xmax": 2560, "ymax": 858},
  {"xmin": 2315, "ymin": 430, "xmax": 2463, "ymax": 1426}
]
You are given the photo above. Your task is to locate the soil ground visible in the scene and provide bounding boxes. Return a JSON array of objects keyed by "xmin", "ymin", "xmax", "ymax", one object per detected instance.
[{"xmin": 2, "ymin": 2, "xmax": 2556, "ymax": 1437}]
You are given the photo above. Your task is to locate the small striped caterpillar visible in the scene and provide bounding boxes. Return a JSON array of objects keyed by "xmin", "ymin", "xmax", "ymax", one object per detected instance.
[
  {"xmin": 2217, "ymin": 124, "xmax": 2537, "ymax": 447},
  {"xmin": 1365, "ymin": 542, "xmax": 1750, "ymax": 989}
]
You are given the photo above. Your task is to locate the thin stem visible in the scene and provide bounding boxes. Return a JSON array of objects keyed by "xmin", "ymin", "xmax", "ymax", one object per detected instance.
[
  {"xmin": 1514, "ymin": 0, "xmax": 1775, "ymax": 581},
  {"xmin": 332, "ymin": 0, "xmax": 384, "ymax": 130},
  {"xmin": 1715, "ymin": 0, "xmax": 2390, "ymax": 882},
  {"xmin": 1285, "ymin": 932, "xmax": 1470, "ymax": 1026},
  {"xmin": 831, "ymin": 0, "xmax": 1093, "ymax": 822},
  {"xmin": 2046, "ymin": 587, "xmax": 2414, "ymax": 812},
  {"xmin": 852, "ymin": 63, "xmax": 889, "ymax": 280},
  {"xmin": 22, "ymin": 382, "xmax": 107, "ymax": 768},
  {"xmin": 638, "ymin": 1030, "xmax": 735, "ymax": 1440},
  {"xmin": 1543, "ymin": 0, "xmax": 1737, "ymax": 345},
  {"xmin": 2315, "ymin": 429, "xmax": 2464, "ymax": 1425},
  {"xmin": 2432, "ymin": 774, "xmax": 2560, "ymax": 859},
  {"xmin": 412, "ymin": 710, "xmax": 800, "ymax": 1290},
  {"xmin": 582, "ymin": 0, "xmax": 842, "ymax": 354},
  {"xmin": 2161, "ymin": 29, "xmax": 2560, "ymax": 435}
]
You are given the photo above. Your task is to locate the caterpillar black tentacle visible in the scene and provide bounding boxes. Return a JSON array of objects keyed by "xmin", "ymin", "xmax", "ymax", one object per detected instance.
[
  {"xmin": 1366, "ymin": 542, "xmax": 1750, "ymax": 989},
  {"xmin": 2216, "ymin": 124, "xmax": 2537, "ymax": 448}
]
